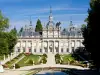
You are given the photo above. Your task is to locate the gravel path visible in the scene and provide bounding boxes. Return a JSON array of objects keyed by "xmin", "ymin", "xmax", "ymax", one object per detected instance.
[{"xmin": 0, "ymin": 70, "xmax": 28, "ymax": 75}]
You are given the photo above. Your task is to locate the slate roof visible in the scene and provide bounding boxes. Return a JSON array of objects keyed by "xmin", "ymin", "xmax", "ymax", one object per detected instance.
[{"xmin": 61, "ymin": 25, "xmax": 82, "ymax": 36}]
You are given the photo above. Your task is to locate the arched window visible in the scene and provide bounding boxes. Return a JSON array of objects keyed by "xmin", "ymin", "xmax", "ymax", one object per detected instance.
[
  {"xmin": 66, "ymin": 48, "xmax": 69, "ymax": 52},
  {"xmin": 23, "ymin": 47, "xmax": 25, "ymax": 52},
  {"xmin": 18, "ymin": 48, "xmax": 20, "ymax": 52},
  {"xmin": 29, "ymin": 48, "xmax": 32, "ymax": 52},
  {"xmin": 61, "ymin": 48, "xmax": 63, "ymax": 53},
  {"xmin": 34, "ymin": 49, "xmax": 36, "ymax": 52},
  {"xmin": 40, "ymin": 49, "xmax": 42, "ymax": 52},
  {"xmin": 72, "ymin": 47, "xmax": 74, "ymax": 52}
]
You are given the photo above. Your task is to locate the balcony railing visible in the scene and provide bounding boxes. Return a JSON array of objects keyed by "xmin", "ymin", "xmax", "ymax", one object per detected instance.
[{"xmin": 18, "ymin": 35, "xmax": 83, "ymax": 39}]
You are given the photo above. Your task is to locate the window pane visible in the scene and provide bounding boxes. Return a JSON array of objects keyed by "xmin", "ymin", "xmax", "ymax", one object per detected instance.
[
  {"xmin": 40, "ymin": 49, "xmax": 42, "ymax": 52},
  {"xmin": 34, "ymin": 49, "xmax": 36, "ymax": 52},
  {"xmin": 61, "ymin": 48, "xmax": 63, "ymax": 52}
]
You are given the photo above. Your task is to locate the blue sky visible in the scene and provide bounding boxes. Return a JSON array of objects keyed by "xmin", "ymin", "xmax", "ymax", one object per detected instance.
[{"xmin": 0, "ymin": 0, "xmax": 90, "ymax": 30}]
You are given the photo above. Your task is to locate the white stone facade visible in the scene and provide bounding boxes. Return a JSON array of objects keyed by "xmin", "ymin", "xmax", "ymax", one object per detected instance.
[
  {"xmin": 15, "ymin": 38, "xmax": 83, "ymax": 54},
  {"xmin": 14, "ymin": 8, "xmax": 84, "ymax": 54}
]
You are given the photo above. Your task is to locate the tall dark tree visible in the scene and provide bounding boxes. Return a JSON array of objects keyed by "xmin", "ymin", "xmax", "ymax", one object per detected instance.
[
  {"xmin": 35, "ymin": 19, "xmax": 43, "ymax": 33},
  {"xmin": 8, "ymin": 27, "xmax": 17, "ymax": 54},
  {"xmin": 82, "ymin": 0, "xmax": 100, "ymax": 69},
  {"xmin": 19, "ymin": 27, "xmax": 23, "ymax": 36},
  {"xmin": 0, "ymin": 38, "xmax": 8, "ymax": 55}
]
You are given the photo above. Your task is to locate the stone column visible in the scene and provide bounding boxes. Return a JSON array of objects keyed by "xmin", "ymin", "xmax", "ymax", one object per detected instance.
[
  {"xmin": 36, "ymin": 41, "xmax": 39, "ymax": 54},
  {"xmin": 42, "ymin": 41, "xmax": 44, "ymax": 54},
  {"xmin": 81, "ymin": 40, "xmax": 83, "ymax": 47},
  {"xmin": 11, "ymin": 53, "xmax": 13, "ymax": 59},
  {"xmin": 4, "ymin": 55, "xmax": 5, "ymax": 61},
  {"xmin": 26, "ymin": 41, "xmax": 28, "ymax": 53},
  {"xmin": 64, "ymin": 45, "xmax": 66, "ymax": 54},
  {"xmin": 8, "ymin": 54, "xmax": 10, "ymax": 61},
  {"xmin": 58, "ymin": 41, "xmax": 61, "ymax": 53},
  {"xmin": 32, "ymin": 40, "xmax": 34, "ymax": 54},
  {"xmin": 68, "ymin": 39, "xmax": 71, "ymax": 53},
  {"xmin": 20, "ymin": 40, "xmax": 23, "ymax": 53},
  {"xmin": 75, "ymin": 40, "xmax": 77, "ymax": 50},
  {"xmin": 58, "ymin": 41, "xmax": 60, "ymax": 53},
  {"xmin": 53, "ymin": 41, "xmax": 55, "ymax": 54},
  {"xmin": 47, "ymin": 41, "xmax": 49, "ymax": 53},
  {"xmin": 13, "ymin": 64, "xmax": 15, "ymax": 70}
]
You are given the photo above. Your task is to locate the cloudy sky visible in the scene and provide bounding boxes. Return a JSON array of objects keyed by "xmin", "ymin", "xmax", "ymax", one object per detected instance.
[{"xmin": 0, "ymin": 0, "xmax": 90, "ymax": 30}]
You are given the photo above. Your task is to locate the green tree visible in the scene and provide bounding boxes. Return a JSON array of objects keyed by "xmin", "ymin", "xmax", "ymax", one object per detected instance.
[
  {"xmin": 82, "ymin": 0, "xmax": 100, "ymax": 69},
  {"xmin": 0, "ymin": 38, "xmax": 8, "ymax": 55},
  {"xmin": 0, "ymin": 11, "xmax": 9, "ymax": 31},
  {"xmin": 35, "ymin": 19, "xmax": 43, "ymax": 34},
  {"xmin": 8, "ymin": 27, "xmax": 17, "ymax": 54},
  {"xmin": 0, "ymin": 11, "xmax": 9, "ymax": 55},
  {"xmin": 0, "ymin": 30, "xmax": 17, "ymax": 54},
  {"xmin": 19, "ymin": 27, "xmax": 23, "ymax": 36}
]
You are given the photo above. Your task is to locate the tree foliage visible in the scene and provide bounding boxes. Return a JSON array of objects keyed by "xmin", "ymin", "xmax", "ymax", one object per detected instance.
[
  {"xmin": 0, "ymin": 10, "xmax": 17, "ymax": 55},
  {"xmin": 8, "ymin": 27, "xmax": 17, "ymax": 53},
  {"xmin": 19, "ymin": 27, "xmax": 23, "ymax": 36},
  {"xmin": 0, "ymin": 38, "xmax": 8, "ymax": 55},
  {"xmin": 82, "ymin": 0, "xmax": 100, "ymax": 69},
  {"xmin": 35, "ymin": 19, "xmax": 43, "ymax": 32},
  {"xmin": 0, "ymin": 11, "xmax": 9, "ymax": 31}
]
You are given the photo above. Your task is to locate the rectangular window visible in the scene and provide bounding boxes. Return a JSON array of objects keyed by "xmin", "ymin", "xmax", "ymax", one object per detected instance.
[
  {"xmin": 61, "ymin": 48, "xmax": 63, "ymax": 52},
  {"xmin": 18, "ymin": 48, "xmax": 20, "ymax": 52},
  {"xmin": 56, "ymin": 47, "xmax": 59, "ymax": 52},
  {"xmin": 45, "ymin": 48, "xmax": 47, "ymax": 53},
  {"xmin": 67, "ymin": 48, "xmax": 69, "ymax": 52},
  {"xmin": 23, "ymin": 47, "xmax": 25, "ymax": 52},
  {"xmin": 29, "ymin": 48, "xmax": 31, "ymax": 52},
  {"xmin": 34, "ymin": 49, "xmax": 36, "ymax": 52},
  {"xmin": 72, "ymin": 47, "xmax": 74, "ymax": 52},
  {"xmin": 40, "ymin": 49, "xmax": 42, "ymax": 52},
  {"xmin": 56, "ymin": 49, "xmax": 59, "ymax": 52}
]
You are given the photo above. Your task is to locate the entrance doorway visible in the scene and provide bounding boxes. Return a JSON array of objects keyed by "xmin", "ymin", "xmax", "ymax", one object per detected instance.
[{"xmin": 49, "ymin": 41, "xmax": 54, "ymax": 53}]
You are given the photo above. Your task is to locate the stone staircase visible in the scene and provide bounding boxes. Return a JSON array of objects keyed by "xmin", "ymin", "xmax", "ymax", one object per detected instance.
[{"xmin": 1, "ymin": 52, "xmax": 20, "ymax": 65}]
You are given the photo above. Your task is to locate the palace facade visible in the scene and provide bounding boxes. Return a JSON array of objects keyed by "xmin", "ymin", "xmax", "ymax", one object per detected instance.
[{"xmin": 14, "ymin": 8, "xmax": 84, "ymax": 54}]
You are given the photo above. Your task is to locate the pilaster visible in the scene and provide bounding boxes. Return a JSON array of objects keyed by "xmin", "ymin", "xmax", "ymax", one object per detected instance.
[{"xmin": 32, "ymin": 40, "xmax": 34, "ymax": 53}]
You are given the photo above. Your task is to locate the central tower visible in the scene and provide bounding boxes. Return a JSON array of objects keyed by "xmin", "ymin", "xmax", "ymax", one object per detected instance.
[
  {"xmin": 49, "ymin": 6, "xmax": 53, "ymax": 22},
  {"xmin": 46, "ymin": 6, "xmax": 55, "ymax": 28}
]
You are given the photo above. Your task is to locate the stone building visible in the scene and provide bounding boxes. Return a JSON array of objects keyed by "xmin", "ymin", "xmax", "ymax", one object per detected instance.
[{"xmin": 14, "ymin": 8, "xmax": 83, "ymax": 54}]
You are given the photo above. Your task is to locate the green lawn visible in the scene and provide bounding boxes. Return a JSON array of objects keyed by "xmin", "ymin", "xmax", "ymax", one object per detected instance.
[
  {"xmin": 61, "ymin": 54, "xmax": 75, "ymax": 63},
  {"xmin": 17, "ymin": 54, "xmax": 41, "ymax": 67}
]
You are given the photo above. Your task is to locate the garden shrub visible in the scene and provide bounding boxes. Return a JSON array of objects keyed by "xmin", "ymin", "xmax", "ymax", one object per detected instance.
[
  {"xmin": 9, "ymin": 66, "xmax": 13, "ymax": 69},
  {"xmin": 56, "ymin": 59, "xmax": 60, "ymax": 64},
  {"xmin": 28, "ymin": 60, "xmax": 33, "ymax": 65},
  {"xmin": 6, "ymin": 61, "xmax": 10, "ymax": 64},
  {"xmin": 55, "ymin": 54, "xmax": 61, "ymax": 64},
  {"xmin": 43, "ymin": 53, "xmax": 47, "ymax": 58},
  {"xmin": 60, "ymin": 60, "xmax": 63, "ymax": 64},
  {"xmin": 14, "ymin": 57, "xmax": 19, "ymax": 59},
  {"xmin": 55, "ymin": 53, "xmax": 60, "ymax": 59},
  {"xmin": 15, "ymin": 64, "xmax": 20, "ymax": 69},
  {"xmin": 42, "ymin": 58, "xmax": 47, "ymax": 64}
]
